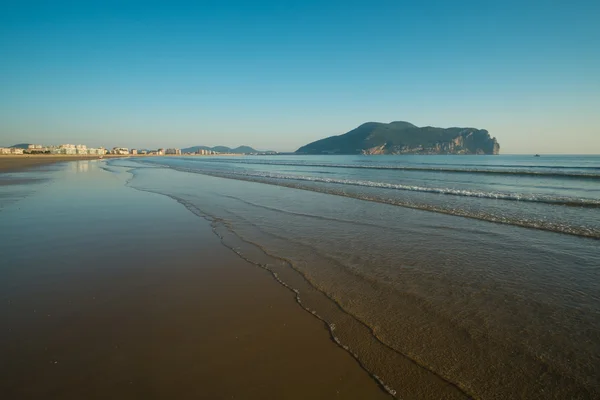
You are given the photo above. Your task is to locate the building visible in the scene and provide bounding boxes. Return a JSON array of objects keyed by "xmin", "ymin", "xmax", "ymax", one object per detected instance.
[
  {"xmin": 130, "ymin": 149, "xmax": 138, "ymax": 155},
  {"xmin": 87, "ymin": 147, "xmax": 106, "ymax": 155},
  {"xmin": 11, "ymin": 144, "xmax": 104, "ymax": 156},
  {"xmin": 157, "ymin": 148, "xmax": 164, "ymax": 156},
  {"xmin": 111, "ymin": 147, "xmax": 129, "ymax": 155},
  {"xmin": 165, "ymin": 148, "xmax": 181, "ymax": 155},
  {"xmin": 58, "ymin": 144, "xmax": 77, "ymax": 155},
  {"xmin": 25, "ymin": 144, "xmax": 48, "ymax": 154},
  {"xmin": 0, "ymin": 147, "xmax": 24, "ymax": 155}
]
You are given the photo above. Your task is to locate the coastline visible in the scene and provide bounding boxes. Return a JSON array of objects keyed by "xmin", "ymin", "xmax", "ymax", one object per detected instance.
[
  {"xmin": 0, "ymin": 160, "xmax": 388, "ymax": 399},
  {"xmin": 0, "ymin": 155, "xmax": 126, "ymax": 172},
  {"xmin": 128, "ymin": 155, "xmax": 600, "ymax": 399},
  {"xmin": 0, "ymin": 154, "xmax": 244, "ymax": 172}
]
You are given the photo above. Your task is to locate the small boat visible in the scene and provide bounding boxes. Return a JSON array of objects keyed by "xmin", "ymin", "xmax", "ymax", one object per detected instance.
[{"xmin": 534, "ymin": 154, "xmax": 540, "ymax": 157}]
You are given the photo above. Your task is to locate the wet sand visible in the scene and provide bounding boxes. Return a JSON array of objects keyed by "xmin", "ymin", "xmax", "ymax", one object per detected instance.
[
  {"xmin": 0, "ymin": 161, "xmax": 388, "ymax": 399},
  {"xmin": 0, "ymin": 155, "xmax": 127, "ymax": 172},
  {"xmin": 0, "ymin": 155, "xmax": 241, "ymax": 173}
]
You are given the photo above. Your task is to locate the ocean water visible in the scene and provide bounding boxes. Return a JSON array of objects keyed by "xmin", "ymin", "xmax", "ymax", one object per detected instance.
[{"xmin": 116, "ymin": 155, "xmax": 599, "ymax": 399}]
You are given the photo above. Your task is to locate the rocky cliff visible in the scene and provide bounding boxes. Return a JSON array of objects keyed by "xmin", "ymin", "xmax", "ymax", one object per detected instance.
[{"xmin": 296, "ymin": 121, "xmax": 500, "ymax": 155}]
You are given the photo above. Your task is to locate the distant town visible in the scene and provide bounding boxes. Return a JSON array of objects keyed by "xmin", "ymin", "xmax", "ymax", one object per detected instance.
[{"xmin": 0, "ymin": 144, "xmax": 266, "ymax": 156}]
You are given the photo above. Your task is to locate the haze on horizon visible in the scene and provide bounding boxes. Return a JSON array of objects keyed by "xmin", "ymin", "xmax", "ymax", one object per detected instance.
[{"xmin": 1, "ymin": 1, "xmax": 599, "ymax": 154}]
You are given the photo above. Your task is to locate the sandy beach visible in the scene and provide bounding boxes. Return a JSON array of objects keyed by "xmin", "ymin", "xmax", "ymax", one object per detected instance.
[
  {"xmin": 0, "ymin": 154, "xmax": 244, "ymax": 173},
  {"xmin": 0, "ymin": 160, "xmax": 388, "ymax": 399},
  {"xmin": 0, "ymin": 155, "xmax": 126, "ymax": 172}
]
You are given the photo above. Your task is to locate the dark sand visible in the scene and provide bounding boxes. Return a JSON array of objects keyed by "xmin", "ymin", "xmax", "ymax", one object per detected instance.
[
  {"xmin": 0, "ymin": 155, "xmax": 124, "ymax": 172},
  {"xmin": 0, "ymin": 161, "xmax": 389, "ymax": 399},
  {"xmin": 0, "ymin": 154, "xmax": 239, "ymax": 173}
]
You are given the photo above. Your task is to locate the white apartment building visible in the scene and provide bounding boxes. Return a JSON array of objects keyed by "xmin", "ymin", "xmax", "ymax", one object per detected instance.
[
  {"xmin": 111, "ymin": 147, "xmax": 129, "ymax": 155},
  {"xmin": 75, "ymin": 145, "xmax": 88, "ymax": 155},
  {"xmin": 55, "ymin": 144, "xmax": 77, "ymax": 155},
  {"xmin": 87, "ymin": 147, "xmax": 106, "ymax": 155},
  {"xmin": 5, "ymin": 144, "xmax": 105, "ymax": 156},
  {"xmin": 0, "ymin": 147, "xmax": 24, "ymax": 155}
]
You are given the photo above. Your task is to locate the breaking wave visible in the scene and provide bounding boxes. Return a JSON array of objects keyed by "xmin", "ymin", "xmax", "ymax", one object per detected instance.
[
  {"xmin": 218, "ymin": 170, "xmax": 600, "ymax": 208},
  {"xmin": 182, "ymin": 158, "xmax": 600, "ymax": 179},
  {"xmin": 147, "ymin": 162, "xmax": 600, "ymax": 240}
]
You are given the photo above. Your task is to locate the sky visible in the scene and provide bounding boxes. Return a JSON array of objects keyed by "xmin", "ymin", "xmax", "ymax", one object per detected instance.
[{"xmin": 1, "ymin": 0, "xmax": 599, "ymax": 153}]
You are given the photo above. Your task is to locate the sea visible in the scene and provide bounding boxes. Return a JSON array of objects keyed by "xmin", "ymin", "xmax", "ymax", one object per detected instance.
[{"xmin": 114, "ymin": 154, "xmax": 599, "ymax": 399}]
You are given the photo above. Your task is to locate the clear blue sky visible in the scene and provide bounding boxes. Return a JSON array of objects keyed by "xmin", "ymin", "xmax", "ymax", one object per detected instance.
[{"xmin": 1, "ymin": 0, "xmax": 599, "ymax": 153}]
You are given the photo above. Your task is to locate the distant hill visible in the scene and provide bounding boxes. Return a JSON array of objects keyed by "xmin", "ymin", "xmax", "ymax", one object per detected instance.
[
  {"xmin": 210, "ymin": 146, "xmax": 233, "ymax": 153},
  {"xmin": 231, "ymin": 145, "xmax": 260, "ymax": 154},
  {"xmin": 181, "ymin": 145, "xmax": 260, "ymax": 154},
  {"xmin": 296, "ymin": 121, "xmax": 500, "ymax": 155},
  {"xmin": 9, "ymin": 143, "xmax": 31, "ymax": 149},
  {"xmin": 181, "ymin": 146, "xmax": 212, "ymax": 153}
]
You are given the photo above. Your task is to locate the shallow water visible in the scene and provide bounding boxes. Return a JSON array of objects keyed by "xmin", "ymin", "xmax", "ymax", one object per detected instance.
[
  {"xmin": 1, "ymin": 160, "xmax": 391, "ymax": 399},
  {"xmin": 116, "ymin": 155, "xmax": 599, "ymax": 399}
]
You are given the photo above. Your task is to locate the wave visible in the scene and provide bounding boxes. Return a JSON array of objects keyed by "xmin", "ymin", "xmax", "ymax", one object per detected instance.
[
  {"xmin": 148, "ymin": 166, "xmax": 599, "ymax": 240},
  {"xmin": 130, "ymin": 159, "xmax": 600, "ymax": 239},
  {"xmin": 176, "ymin": 158, "xmax": 600, "ymax": 179},
  {"xmin": 220, "ymin": 194, "xmax": 416, "ymax": 233},
  {"xmin": 120, "ymin": 159, "xmax": 600, "ymax": 398},
  {"xmin": 226, "ymin": 170, "xmax": 600, "ymax": 208},
  {"xmin": 123, "ymin": 181, "xmax": 475, "ymax": 398}
]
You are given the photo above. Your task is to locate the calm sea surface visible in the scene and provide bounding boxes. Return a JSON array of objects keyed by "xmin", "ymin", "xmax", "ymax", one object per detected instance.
[{"xmin": 119, "ymin": 154, "xmax": 599, "ymax": 399}]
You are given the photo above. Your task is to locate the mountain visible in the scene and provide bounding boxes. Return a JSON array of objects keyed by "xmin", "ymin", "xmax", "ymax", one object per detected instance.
[
  {"xmin": 181, "ymin": 145, "xmax": 260, "ymax": 154},
  {"xmin": 9, "ymin": 143, "xmax": 31, "ymax": 149},
  {"xmin": 296, "ymin": 121, "xmax": 500, "ymax": 155},
  {"xmin": 231, "ymin": 145, "xmax": 259, "ymax": 154},
  {"xmin": 181, "ymin": 146, "xmax": 212, "ymax": 153},
  {"xmin": 211, "ymin": 146, "xmax": 234, "ymax": 153}
]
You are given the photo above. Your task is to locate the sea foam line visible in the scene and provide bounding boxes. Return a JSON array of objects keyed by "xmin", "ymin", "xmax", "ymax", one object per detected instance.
[
  {"xmin": 229, "ymin": 171, "xmax": 600, "ymax": 208},
  {"xmin": 164, "ymin": 166, "xmax": 600, "ymax": 240},
  {"xmin": 176, "ymin": 158, "xmax": 600, "ymax": 179},
  {"xmin": 128, "ymin": 159, "xmax": 600, "ymax": 239},
  {"xmin": 118, "ymin": 169, "xmax": 402, "ymax": 397}
]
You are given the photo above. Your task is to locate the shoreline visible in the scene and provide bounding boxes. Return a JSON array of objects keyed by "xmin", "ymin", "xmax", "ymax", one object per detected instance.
[
  {"xmin": 129, "ymin": 156, "xmax": 600, "ymax": 398},
  {"xmin": 0, "ymin": 160, "xmax": 389, "ymax": 399},
  {"xmin": 0, "ymin": 155, "xmax": 127, "ymax": 172},
  {"xmin": 0, "ymin": 154, "xmax": 243, "ymax": 172}
]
